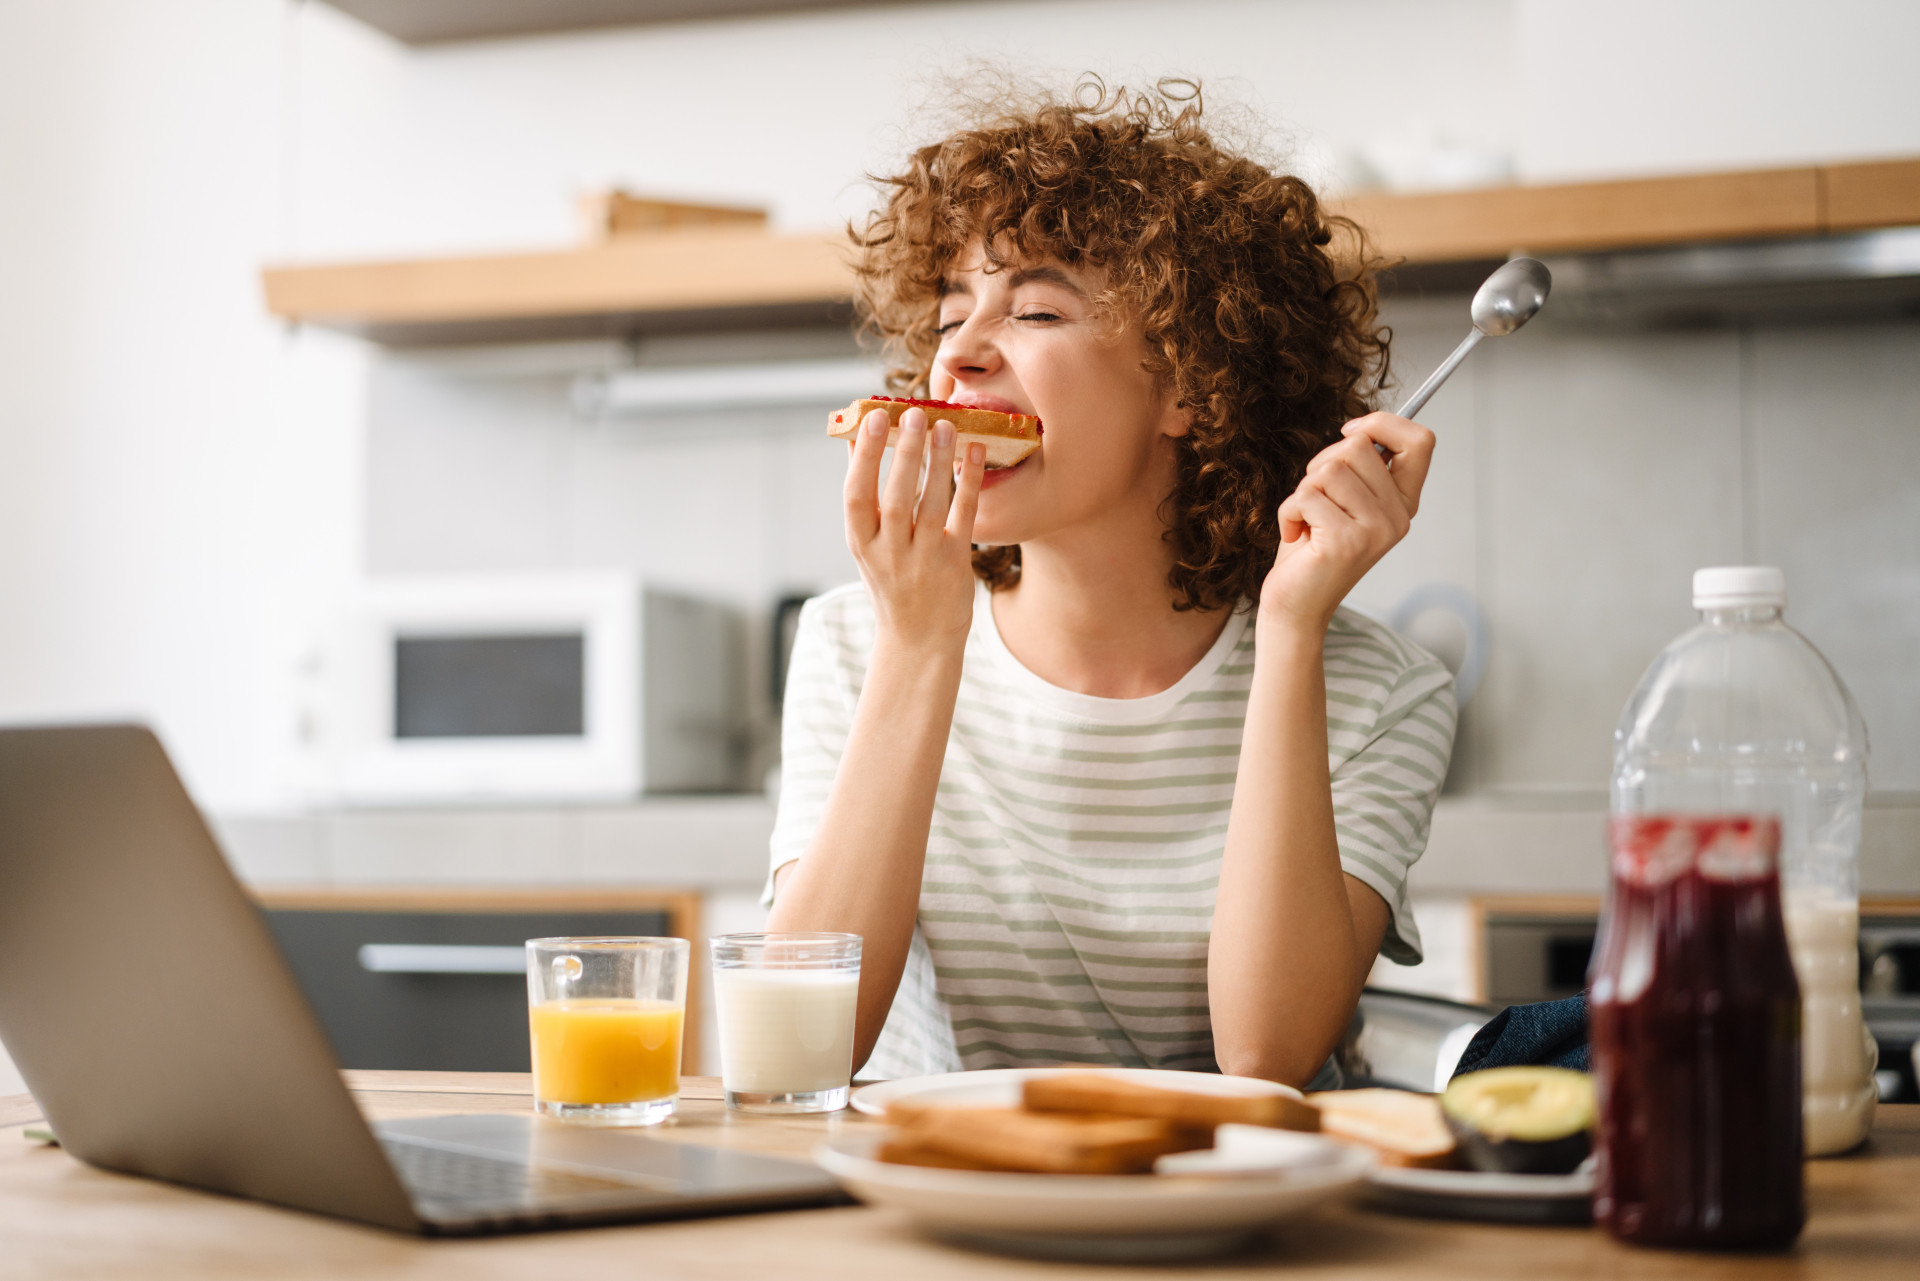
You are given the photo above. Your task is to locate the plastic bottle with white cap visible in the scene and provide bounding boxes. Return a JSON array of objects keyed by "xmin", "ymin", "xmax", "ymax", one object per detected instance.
[{"xmin": 1611, "ymin": 566, "xmax": 1876, "ymax": 1155}]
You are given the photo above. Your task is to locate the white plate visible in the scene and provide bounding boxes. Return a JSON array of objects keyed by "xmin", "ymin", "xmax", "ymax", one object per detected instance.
[
  {"xmin": 849, "ymin": 1066, "xmax": 1302, "ymax": 1117},
  {"xmin": 1365, "ymin": 1159, "xmax": 1595, "ymax": 1224},
  {"xmin": 814, "ymin": 1129, "xmax": 1373, "ymax": 1260}
]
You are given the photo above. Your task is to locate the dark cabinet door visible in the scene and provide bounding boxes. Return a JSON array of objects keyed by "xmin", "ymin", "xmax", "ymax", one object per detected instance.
[{"xmin": 264, "ymin": 908, "xmax": 673, "ymax": 1071}]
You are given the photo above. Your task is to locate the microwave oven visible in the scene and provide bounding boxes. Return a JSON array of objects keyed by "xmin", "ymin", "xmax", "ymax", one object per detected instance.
[{"xmin": 325, "ymin": 574, "xmax": 742, "ymax": 804}]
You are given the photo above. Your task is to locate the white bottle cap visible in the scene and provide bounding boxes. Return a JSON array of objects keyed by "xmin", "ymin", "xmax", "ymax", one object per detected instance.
[{"xmin": 1693, "ymin": 565, "xmax": 1786, "ymax": 610}]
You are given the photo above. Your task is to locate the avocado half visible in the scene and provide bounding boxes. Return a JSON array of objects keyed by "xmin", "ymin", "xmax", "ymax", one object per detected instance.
[{"xmin": 1439, "ymin": 1067, "xmax": 1594, "ymax": 1175}]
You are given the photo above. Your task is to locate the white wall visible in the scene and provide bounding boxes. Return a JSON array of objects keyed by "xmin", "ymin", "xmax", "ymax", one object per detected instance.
[
  {"xmin": 287, "ymin": 0, "xmax": 1920, "ymax": 263},
  {"xmin": 1516, "ymin": 0, "xmax": 1920, "ymax": 181},
  {"xmin": 287, "ymin": 0, "xmax": 1520, "ymax": 256},
  {"xmin": 0, "ymin": 1, "xmax": 365, "ymax": 809}
]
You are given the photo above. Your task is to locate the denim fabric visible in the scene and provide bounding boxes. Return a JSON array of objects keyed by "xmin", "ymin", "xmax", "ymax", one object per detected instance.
[{"xmin": 1450, "ymin": 993, "xmax": 1589, "ymax": 1078}]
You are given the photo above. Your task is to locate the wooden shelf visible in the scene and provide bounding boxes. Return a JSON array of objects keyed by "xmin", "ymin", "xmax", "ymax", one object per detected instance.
[
  {"xmin": 319, "ymin": 0, "xmax": 898, "ymax": 46},
  {"xmin": 1824, "ymin": 157, "xmax": 1920, "ymax": 231},
  {"xmin": 250, "ymin": 885, "xmax": 703, "ymax": 915},
  {"xmin": 261, "ymin": 160, "xmax": 1920, "ymax": 346},
  {"xmin": 1333, "ymin": 157, "xmax": 1920, "ymax": 264},
  {"xmin": 261, "ymin": 227, "xmax": 853, "ymax": 345}
]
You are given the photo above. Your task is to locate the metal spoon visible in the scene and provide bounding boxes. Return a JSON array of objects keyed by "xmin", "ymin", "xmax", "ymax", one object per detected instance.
[{"xmin": 1394, "ymin": 257, "xmax": 1552, "ymax": 419}]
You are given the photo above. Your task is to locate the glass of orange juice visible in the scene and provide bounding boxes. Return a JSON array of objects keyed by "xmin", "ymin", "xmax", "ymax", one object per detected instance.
[{"xmin": 526, "ymin": 936, "xmax": 689, "ymax": 1126}]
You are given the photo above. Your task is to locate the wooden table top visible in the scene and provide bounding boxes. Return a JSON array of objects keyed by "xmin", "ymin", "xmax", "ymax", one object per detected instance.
[{"xmin": 2, "ymin": 1074, "xmax": 1916, "ymax": 1279}]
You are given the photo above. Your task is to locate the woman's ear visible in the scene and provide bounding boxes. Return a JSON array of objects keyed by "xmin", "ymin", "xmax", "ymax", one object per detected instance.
[{"xmin": 1159, "ymin": 392, "xmax": 1195, "ymax": 440}]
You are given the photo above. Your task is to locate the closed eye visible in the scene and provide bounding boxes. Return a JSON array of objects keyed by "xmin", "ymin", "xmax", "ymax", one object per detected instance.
[{"xmin": 1015, "ymin": 310, "xmax": 1063, "ymax": 324}]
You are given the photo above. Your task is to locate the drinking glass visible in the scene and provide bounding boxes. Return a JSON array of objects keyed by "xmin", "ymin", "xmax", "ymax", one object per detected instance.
[
  {"xmin": 711, "ymin": 932, "xmax": 861, "ymax": 1113},
  {"xmin": 526, "ymin": 936, "xmax": 688, "ymax": 1126}
]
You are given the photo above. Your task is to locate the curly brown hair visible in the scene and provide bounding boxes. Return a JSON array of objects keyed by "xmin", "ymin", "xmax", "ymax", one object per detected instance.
[{"xmin": 850, "ymin": 78, "xmax": 1392, "ymax": 613}]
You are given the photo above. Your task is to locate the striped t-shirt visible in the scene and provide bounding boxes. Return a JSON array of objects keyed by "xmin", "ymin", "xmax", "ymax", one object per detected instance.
[{"xmin": 768, "ymin": 581, "xmax": 1456, "ymax": 1080}]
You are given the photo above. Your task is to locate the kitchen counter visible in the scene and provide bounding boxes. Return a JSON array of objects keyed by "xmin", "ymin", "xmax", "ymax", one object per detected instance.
[
  {"xmin": 210, "ymin": 793, "xmax": 1920, "ymax": 897},
  {"xmin": 3, "ymin": 1075, "xmax": 1916, "ymax": 1279},
  {"xmin": 212, "ymin": 797, "xmax": 780, "ymax": 891}
]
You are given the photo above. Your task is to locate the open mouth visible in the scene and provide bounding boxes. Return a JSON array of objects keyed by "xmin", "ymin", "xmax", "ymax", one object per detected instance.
[{"xmin": 980, "ymin": 452, "xmax": 1032, "ymax": 485}]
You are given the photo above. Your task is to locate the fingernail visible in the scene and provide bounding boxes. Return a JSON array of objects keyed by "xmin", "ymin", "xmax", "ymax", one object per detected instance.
[
  {"xmin": 933, "ymin": 422, "xmax": 954, "ymax": 447},
  {"xmin": 968, "ymin": 443, "xmax": 985, "ymax": 465},
  {"xmin": 864, "ymin": 411, "xmax": 888, "ymax": 437}
]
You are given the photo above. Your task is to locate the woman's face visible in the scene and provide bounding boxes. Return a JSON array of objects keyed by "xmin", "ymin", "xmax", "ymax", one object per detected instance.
[{"xmin": 928, "ymin": 244, "xmax": 1188, "ymax": 549}]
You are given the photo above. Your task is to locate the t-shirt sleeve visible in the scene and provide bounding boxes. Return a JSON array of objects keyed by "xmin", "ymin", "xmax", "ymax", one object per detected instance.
[
  {"xmin": 1326, "ymin": 631, "xmax": 1458, "ymax": 966},
  {"xmin": 763, "ymin": 593, "xmax": 861, "ymax": 905}
]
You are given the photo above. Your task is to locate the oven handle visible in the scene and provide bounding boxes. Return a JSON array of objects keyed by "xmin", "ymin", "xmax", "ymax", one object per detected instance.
[{"xmin": 357, "ymin": 944, "xmax": 527, "ymax": 975}]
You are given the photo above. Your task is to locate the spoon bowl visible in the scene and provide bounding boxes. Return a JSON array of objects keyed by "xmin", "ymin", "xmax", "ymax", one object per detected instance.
[
  {"xmin": 1470, "ymin": 257, "xmax": 1554, "ymax": 337},
  {"xmin": 1395, "ymin": 257, "xmax": 1552, "ymax": 419}
]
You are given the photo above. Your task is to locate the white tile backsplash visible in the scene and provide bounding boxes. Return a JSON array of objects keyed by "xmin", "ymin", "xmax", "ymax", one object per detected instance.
[
  {"xmin": 1477, "ymin": 321, "xmax": 1747, "ymax": 790},
  {"xmin": 1749, "ymin": 323, "xmax": 1920, "ymax": 791},
  {"xmin": 367, "ymin": 364, "xmax": 572, "ymax": 572},
  {"xmin": 368, "ymin": 336, "xmax": 864, "ymax": 610},
  {"xmin": 561, "ymin": 422, "xmax": 787, "ymax": 597}
]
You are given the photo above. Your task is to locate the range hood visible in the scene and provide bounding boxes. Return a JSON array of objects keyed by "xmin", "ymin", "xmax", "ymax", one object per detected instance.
[{"xmin": 1540, "ymin": 227, "xmax": 1920, "ymax": 326}]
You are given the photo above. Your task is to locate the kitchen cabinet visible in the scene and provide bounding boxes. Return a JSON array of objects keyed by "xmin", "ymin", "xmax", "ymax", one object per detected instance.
[{"xmin": 255, "ymin": 888, "xmax": 701, "ymax": 1074}]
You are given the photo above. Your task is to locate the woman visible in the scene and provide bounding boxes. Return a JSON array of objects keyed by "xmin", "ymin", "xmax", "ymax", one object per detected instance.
[{"xmin": 765, "ymin": 82, "xmax": 1454, "ymax": 1088}]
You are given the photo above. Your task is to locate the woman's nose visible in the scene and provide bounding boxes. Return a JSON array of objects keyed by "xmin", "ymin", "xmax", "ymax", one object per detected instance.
[{"xmin": 935, "ymin": 314, "xmax": 999, "ymax": 381}]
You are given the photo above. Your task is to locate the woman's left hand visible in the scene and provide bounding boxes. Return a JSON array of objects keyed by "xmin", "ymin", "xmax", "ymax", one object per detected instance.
[{"xmin": 1258, "ymin": 412, "xmax": 1434, "ymax": 634}]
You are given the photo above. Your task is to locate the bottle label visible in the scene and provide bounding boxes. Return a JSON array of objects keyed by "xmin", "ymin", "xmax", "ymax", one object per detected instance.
[{"xmin": 1608, "ymin": 815, "xmax": 1781, "ymax": 885}]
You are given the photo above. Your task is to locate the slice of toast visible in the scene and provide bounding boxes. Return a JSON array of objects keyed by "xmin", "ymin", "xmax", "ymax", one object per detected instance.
[
  {"xmin": 1022, "ymin": 1073, "xmax": 1321, "ymax": 1132},
  {"xmin": 884, "ymin": 1105, "xmax": 1210, "ymax": 1175},
  {"xmin": 1305, "ymin": 1088, "xmax": 1459, "ymax": 1169},
  {"xmin": 827, "ymin": 397, "xmax": 1042, "ymax": 470},
  {"xmin": 875, "ymin": 1135, "xmax": 1005, "ymax": 1171}
]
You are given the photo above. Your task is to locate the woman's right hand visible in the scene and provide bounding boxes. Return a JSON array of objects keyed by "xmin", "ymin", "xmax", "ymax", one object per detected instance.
[{"xmin": 844, "ymin": 406, "xmax": 986, "ymax": 653}]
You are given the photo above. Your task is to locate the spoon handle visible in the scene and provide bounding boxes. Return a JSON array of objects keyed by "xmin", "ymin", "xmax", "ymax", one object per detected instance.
[{"xmin": 1394, "ymin": 328, "xmax": 1484, "ymax": 420}]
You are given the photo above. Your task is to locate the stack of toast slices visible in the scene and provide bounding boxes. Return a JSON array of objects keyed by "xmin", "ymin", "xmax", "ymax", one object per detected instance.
[
  {"xmin": 879, "ymin": 1075, "xmax": 1463, "ymax": 1175},
  {"xmin": 880, "ymin": 1074, "xmax": 1318, "ymax": 1175}
]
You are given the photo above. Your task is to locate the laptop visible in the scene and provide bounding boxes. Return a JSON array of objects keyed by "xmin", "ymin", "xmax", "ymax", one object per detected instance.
[{"xmin": 0, "ymin": 724, "xmax": 845, "ymax": 1234}]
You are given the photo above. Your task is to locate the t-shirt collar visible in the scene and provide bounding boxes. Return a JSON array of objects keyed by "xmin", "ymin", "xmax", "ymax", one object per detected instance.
[{"xmin": 970, "ymin": 580, "xmax": 1252, "ymax": 725}]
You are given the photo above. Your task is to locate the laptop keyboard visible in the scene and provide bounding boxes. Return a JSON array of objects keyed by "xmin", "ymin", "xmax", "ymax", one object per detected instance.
[{"xmin": 383, "ymin": 1138, "xmax": 645, "ymax": 1213}]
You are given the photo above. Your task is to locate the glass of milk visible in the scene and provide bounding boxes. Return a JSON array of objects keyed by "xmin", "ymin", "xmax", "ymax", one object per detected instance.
[{"xmin": 710, "ymin": 932, "xmax": 861, "ymax": 1114}]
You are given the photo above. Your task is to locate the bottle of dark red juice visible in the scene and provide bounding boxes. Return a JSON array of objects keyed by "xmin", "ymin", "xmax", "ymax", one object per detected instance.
[{"xmin": 1590, "ymin": 816, "xmax": 1804, "ymax": 1249}]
